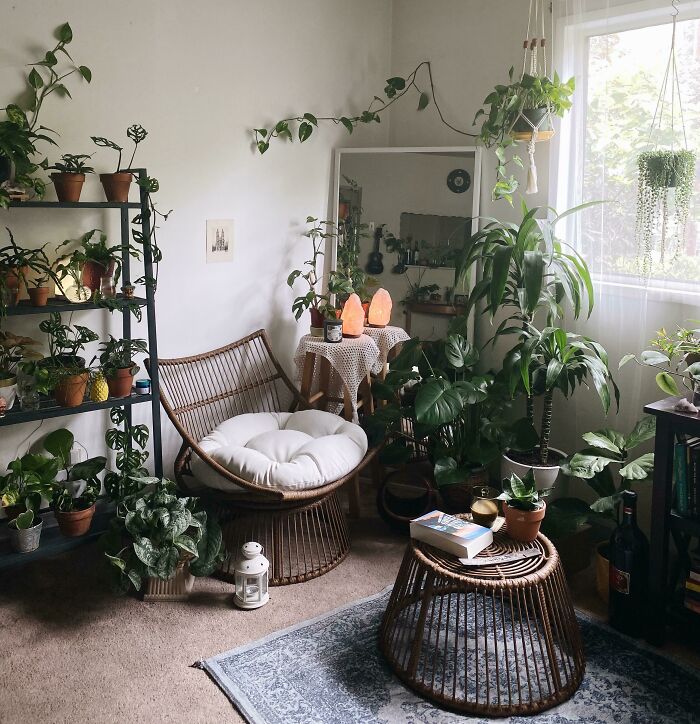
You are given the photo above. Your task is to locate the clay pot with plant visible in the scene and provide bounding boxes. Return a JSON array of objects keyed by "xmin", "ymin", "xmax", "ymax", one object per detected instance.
[
  {"xmin": 44, "ymin": 428, "xmax": 105, "ymax": 537},
  {"xmin": 95, "ymin": 335, "xmax": 147, "ymax": 398},
  {"xmin": 38, "ymin": 312, "xmax": 98, "ymax": 407},
  {"xmin": 91, "ymin": 124, "xmax": 149, "ymax": 202},
  {"xmin": 498, "ymin": 470, "xmax": 551, "ymax": 543},
  {"xmin": 28, "ymin": 274, "xmax": 51, "ymax": 306},
  {"xmin": 41, "ymin": 153, "xmax": 94, "ymax": 202}
]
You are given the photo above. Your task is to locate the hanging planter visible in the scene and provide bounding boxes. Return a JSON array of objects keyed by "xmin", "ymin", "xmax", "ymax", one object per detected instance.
[{"xmin": 635, "ymin": 4, "xmax": 696, "ymax": 276}]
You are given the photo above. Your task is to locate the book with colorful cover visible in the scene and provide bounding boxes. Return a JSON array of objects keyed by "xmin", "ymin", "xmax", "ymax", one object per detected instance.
[{"xmin": 410, "ymin": 510, "xmax": 493, "ymax": 559}]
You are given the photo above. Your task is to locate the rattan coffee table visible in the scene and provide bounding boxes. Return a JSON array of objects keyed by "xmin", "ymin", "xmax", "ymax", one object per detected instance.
[{"xmin": 379, "ymin": 530, "xmax": 585, "ymax": 716}]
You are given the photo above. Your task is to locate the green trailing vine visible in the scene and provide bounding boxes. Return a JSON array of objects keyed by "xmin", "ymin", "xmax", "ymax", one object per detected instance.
[{"xmin": 635, "ymin": 149, "xmax": 695, "ymax": 276}]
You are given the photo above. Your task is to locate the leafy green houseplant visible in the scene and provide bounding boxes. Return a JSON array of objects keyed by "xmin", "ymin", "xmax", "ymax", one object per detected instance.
[
  {"xmin": 473, "ymin": 70, "xmax": 575, "ymax": 201},
  {"xmin": 43, "ymin": 427, "xmax": 106, "ymax": 536},
  {"xmin": 0, "ymin": 331, "xmax": 42, "ymax": 409},
  {"xmin": 0, "ymin": 453, "xmax": 59, "ymax": 520},
  {"xmin": 91, "ymin": 123, "xmax": 148, "ymax": 202},
  {"xmin": 95, "ymin": 335, "xmax": 147, "ymax": 398},
  {"xmin": 0, "ymin": 22, "xmax": 91, "ymax": 207},
  {"xmin": 103, "ymin": 407, "xmax": 150, "ymax": 503},
  {"xmin": 498, "ymin": 469, "xmax": 551, "ymax": 542},
  {"xmin": 7, "ymin": 508, "xmax": 44, "ymax": 553},
  {"xmin": 635, "ymin": 149, "xmax": 695, "ymax": 277},
  {"xmin": 620, "ymin": 326, "xmax": 700, "ymax": 402},
  {"xmin": 41, "ymin": 153, "xmax": 94, "ymax": 202},
  {"xmin": 101, "ymin": 478, "xmax": 225, "ymax": 595}
]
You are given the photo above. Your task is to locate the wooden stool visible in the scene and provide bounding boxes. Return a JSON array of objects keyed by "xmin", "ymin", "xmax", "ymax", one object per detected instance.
[{"xmin": 379, "ymin": 529, "xmax": 585, "ymax": 716}]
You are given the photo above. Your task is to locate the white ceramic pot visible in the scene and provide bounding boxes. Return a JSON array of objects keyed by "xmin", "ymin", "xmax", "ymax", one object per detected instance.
[
  {"xmin": 0, "ymin": 376, "xmax": 17, "ymax": 413},
  {"xmin": 501, "ymin": 447, "xmax": 566, "ymax": 490}
]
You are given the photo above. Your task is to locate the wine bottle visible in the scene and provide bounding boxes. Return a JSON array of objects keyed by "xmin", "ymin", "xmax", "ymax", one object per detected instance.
[{"xmin": 608, "ymin": 490, "xmax": 650, "ymax": 637}]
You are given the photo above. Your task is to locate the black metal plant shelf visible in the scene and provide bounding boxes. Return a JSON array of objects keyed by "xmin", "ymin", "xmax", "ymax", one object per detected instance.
[
  {"xmin": 7, "ymin": 200, "xmax": 140, "ymax": 209},
  {"xmin": 0, "ymin": 393, "xmax": 153, "ymax": 427},
  {"xmin": 6, "ymin": 295, "xmax": 147, "ymax": 316}
]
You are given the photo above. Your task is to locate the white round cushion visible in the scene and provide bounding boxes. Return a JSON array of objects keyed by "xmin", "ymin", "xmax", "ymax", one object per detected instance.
[{"xmin": 191, "ymin": 409, "xmax": 368, "ymax": 493}]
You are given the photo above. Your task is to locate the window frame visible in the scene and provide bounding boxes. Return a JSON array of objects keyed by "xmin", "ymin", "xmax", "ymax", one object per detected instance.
[{"xmin": 550, "ymin": 0, "xmax": 700, "ymax": 300}]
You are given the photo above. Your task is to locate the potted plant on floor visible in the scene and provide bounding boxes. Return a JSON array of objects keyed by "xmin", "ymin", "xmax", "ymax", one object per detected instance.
[
  {"xmin": 91, "ymin": 124, "xmax": 148, "ymax": 202},
  {"xmin": 288, "ymin": 217, "xmax": 341, "ymax": 335},
  {"xmin": 0, "ymin": 331, "xmax": 42, "ymax": 412},
  {"xmin": 0, "ymin": 22, "xmax": 91, "ymax": 208},
  {"xmin": 38, "ymin": 312, "xmax": 99, "ymax": 407},
  {"xmin": 7, "ymin": 509, "xmax": 44, "ymax": 553},
  {"xmin": 620, "ymin": 325, "xmax": 700, "ymax": 404},
  {"xmin": 44, "ymin": 427, "xmax": 106, "ymax": 537},
  {"xmin": 94, "ymin": 336, "xmax": 147, "ymax": 398},
  {"xmin": 501, "ymin": 325, "xmax": 618, "ymax": 487},
  {"xmin": 498, "ymin": 469, "xmax": 551, "ymax": 542},
  {"xmin": 41, "ymin": 153, "xmax": 94, "ymax": 202},
  {"xmin": 0, "ymin": 453, "xmax": 59, "ymax": 521},
  {"xmin": 101, "ymin": 478, "xmax": 225, "ymax": 597}
]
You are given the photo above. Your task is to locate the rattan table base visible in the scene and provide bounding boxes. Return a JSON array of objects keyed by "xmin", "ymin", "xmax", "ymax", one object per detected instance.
[{"xmin": 379, "ymin": 530, "xmax": 584, "ymax": 716}]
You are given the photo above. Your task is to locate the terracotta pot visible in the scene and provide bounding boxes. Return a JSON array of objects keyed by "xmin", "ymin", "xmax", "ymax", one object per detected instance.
[
  {"xmin": 99, "ymin": 172, "xmax": 132, "ymax": 203},
  {"xmin": 28, "ymin": 286, "xmax": 50, "ymax": 306},
  {"xmin": 54, "ymin": 371, "xmax": 89, "ymax": 408},
  {"xmin": 81, "ymin": 259, "xmax": 115, "ymax": 292},
  {"xmin": 309, "ymin": 307, "xmax": 325, "ymax": 337},
  {"xmin": 51, "ymin": 172, "xmax": 85, "ymax": 203},
  {"xmin": 107, "ymin": 366, "xmax": 135, "ymax": 398},
  {"xmin": 501, "ymin": 447, "xmax": 566, "ymax": 490},
  {"xmin": 3, "ymin": 265, "xmax": 29, "ymax": 291},
  {"xmin": 56, "ymin": 503, "xmax": 96, "ymax": 537},
  {"xmin": 503, "ymin": 500, "xmax": 546, "ymax": 543},
  {"xmin": 595, "ymin": 541, "xmax": 610, "ymax": 605},
  {"xmin": 439, "ymin": 468, "xmax": 490, "ymax": 513}
]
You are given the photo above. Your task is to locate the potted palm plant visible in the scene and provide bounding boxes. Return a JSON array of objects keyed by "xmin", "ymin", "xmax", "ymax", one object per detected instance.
[
  {"xmin": 38, "ymin": 312, "xmax": 99, "ymax": 407},
  {"xmin": 41, "ymin": 153, "xmax": 94, "ymax": 202},
  {"xmin": 94, "ymin": 336, "xmax": 147, "ymax": 398},
  {"xmin": 44, "ymin": 428, "xmax": 106, "ymax": 537},
  {"xmin": 91, "ymin": 124, "xmax": 148, "ymax": 202},
  {"xmin": 498, "ymin": 470, "xmax": 551, "ymax": 542}
]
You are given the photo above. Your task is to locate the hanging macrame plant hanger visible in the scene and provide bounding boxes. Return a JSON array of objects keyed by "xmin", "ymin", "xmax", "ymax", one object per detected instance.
[
  {"xmin": 511, "ymin": 0, "xmax": 555, "ymax": 194},
  {"xmin": 635, "ymin": 0, "xmax": 696, "ymax": 276}
]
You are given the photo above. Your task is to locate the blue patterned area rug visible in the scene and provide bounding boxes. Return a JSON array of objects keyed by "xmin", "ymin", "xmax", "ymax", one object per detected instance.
[{"xmin": 200, "ymin": 587, "xmax": 700, "ymax": 723}]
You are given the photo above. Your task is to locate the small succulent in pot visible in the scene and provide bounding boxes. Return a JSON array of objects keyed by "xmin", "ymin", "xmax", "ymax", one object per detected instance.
[
  {"xmin": 94, "ymin": 335, "xmax": 148, "ymax": 398},
  {"xmin": 498, "ymin": 470, "xmax": 552, "ymax": 543},
  {"xmin": 41, "ymin": 153, "xmax": 94, "ymax": 202}
]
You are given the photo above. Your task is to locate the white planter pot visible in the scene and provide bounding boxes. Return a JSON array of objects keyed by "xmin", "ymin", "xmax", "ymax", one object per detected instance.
[
  {"xmin": 0, "ymin": 379, "xmax": 17, "ymax": 412},
  {"xmin": 501, "ymin": 448, "xmax": 566, "ymax": 490}
]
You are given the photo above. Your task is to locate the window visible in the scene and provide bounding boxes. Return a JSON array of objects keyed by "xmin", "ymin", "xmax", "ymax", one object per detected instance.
[{"xmin": 553, "ymin": 2, "xmax": 700, "ymax": 292}]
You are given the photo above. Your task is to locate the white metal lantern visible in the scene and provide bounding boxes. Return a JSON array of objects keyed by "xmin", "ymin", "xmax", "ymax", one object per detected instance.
[{"xmin": 233, "ymin": 542, "xmax": 269, "ymax": 609}]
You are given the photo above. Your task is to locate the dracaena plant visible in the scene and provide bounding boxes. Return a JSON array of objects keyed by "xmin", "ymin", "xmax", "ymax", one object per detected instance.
[
  {"xmin": 101, "ymin": 478, "xmax": 225, "ymax": 594},
  {"xmin": 41, "ymin": 153, "xmax": 94, "ymax": 175},
  {"xmin": 94, "ymin": 336, "xmax": 147, "ymax": 376},
  {"xmin": 0, "ymin": 22, "xmax": 91, "ymax": 208},
  {"xmin": 43, "ymin": 428, "xmax": 106, "ymax": 513},
  {"xmin": 498, "ymin": 469, "xmax": 552, "ymax": 511},
  {"xmin": 619, "ymin": 325, "xmax": 700, "ymax": 398},
  {"xmin": 503, "ymin": 325, "xmax": 618, "ymax": 466},
  {"xmin": 545, "ymin": 417, "xmax": 656, "ymax": 537}
]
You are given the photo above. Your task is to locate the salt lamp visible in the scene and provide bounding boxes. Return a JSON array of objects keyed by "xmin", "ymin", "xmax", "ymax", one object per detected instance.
[
  {"xmin": 368, "ymin": 288, "xmax": 392, "ymax": 328},
  {"xmin": 341, "ymin": 293, "xmax": 365, "ymax": 338}
]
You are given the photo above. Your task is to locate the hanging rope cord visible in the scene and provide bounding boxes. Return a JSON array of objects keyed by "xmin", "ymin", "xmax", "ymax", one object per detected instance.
[{"xmin": 648, "ymin": 0, "xmax": 688, "ymax": 150}]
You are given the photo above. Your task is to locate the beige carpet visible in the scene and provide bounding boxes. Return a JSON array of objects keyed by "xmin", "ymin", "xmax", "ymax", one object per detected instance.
[{"xmin": 0, "ymin": 492, "xmax": 697, "ymax": 724}]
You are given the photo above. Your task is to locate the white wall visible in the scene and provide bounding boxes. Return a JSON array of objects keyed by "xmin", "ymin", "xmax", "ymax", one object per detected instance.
[{"xmin": 0, "ymin": 0, "xmax": 392, "ymax": 475}]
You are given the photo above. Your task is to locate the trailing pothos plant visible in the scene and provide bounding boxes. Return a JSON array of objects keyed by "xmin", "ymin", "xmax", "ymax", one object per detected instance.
[
  {"xmin": 365, "ymin": 335, "xmax": 537, "ymax": 487},
  {"xmin": 101, "ymin": 478, "xmax": 225, "ymax": 593},
  {"xmin": 503, "ymin": 325, "xmax": 618, "ymax": 466},
  {"xmin": 544, "ymin": 417, "xmax": 655, "ymax": 537},
  {"xmin": 0, "ymin": 453, "xmax": 59, "ymax": 515}
]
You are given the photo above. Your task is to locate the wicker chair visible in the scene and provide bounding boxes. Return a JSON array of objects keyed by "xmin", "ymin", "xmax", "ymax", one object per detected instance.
[{"xmin": 149, "ymin": 329, "xmax": 371, "ymax": 586}]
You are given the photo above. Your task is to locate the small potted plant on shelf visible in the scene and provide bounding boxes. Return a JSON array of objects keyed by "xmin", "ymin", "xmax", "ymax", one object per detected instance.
[
  {"xmin": 0, "ymin": 228, "xmax": 56, "ymax": 313},
  {"xmin": 288, "ymin": 217, "xmax": 340, "ymax": 335},
  {"xmin": 27, "ymin": 272, "xmax": 52, "ymax": 307},
  {"xmin": 94, "ymin": 335, "xmax": 147, "ymax": 398},
  {"xmin": 40, "ymin": 153, "xmax": 94, "ymax": 202},
  {"xmin": 91, "ymin": 124, "xmax": 148, "ymax": 202},
  {"xmin": 7, "ymin": 509, "xmax": 44, "ymax": 553},
  {"xmin": 38, "ymin": 312, "xmax": 99, "ymax": 407},
  {"xmin": 43, "ymin": 428, "xmax": 106, "ymax": 537},
  {"xmin": 498, "ymin": 470, "xmax": 551, "ymax": 543},
  {"xmin": 0, "ymin": 452, "xmax": 59, "ymax": 521},
  {"xmin": 620, "ymin": 325, "xmax": 700, "ymax": 405},
  {"xmin": 0, "ymin": 331, "xmax": 42, "ymax": 412},
  {"xmin": 100, "ymin": 478, "xmax": 225, "ymax": 598}
]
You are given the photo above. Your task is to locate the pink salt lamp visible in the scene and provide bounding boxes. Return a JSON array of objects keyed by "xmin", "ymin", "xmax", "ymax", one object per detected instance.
[
  {"xmin": 341, "ymin": 293, "xmax": 365, "ymax": 338},
  {"xmin": 368, "ymin": 288, "xmax": 392, "ymax": 328}
]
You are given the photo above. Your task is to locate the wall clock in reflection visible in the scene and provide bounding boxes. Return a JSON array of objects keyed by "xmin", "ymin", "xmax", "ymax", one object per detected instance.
[{"xmin": 446, "ymin": 168, "xmax": 471, "ymax": 193}]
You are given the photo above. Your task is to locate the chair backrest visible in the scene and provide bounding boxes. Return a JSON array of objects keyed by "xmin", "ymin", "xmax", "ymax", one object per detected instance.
[{"xmin": 151, "ymin": 329, "xmax": 298, "ymax": 444}]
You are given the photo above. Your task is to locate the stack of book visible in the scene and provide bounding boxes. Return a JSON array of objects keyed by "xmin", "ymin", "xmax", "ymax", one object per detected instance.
[
  {"xmin": 673, "ymin": 437, "xmax": 700, "ymax": 517},
  {"xmin": 684, "ymin": 559, "xmax": 700, "ymax": 616}
]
